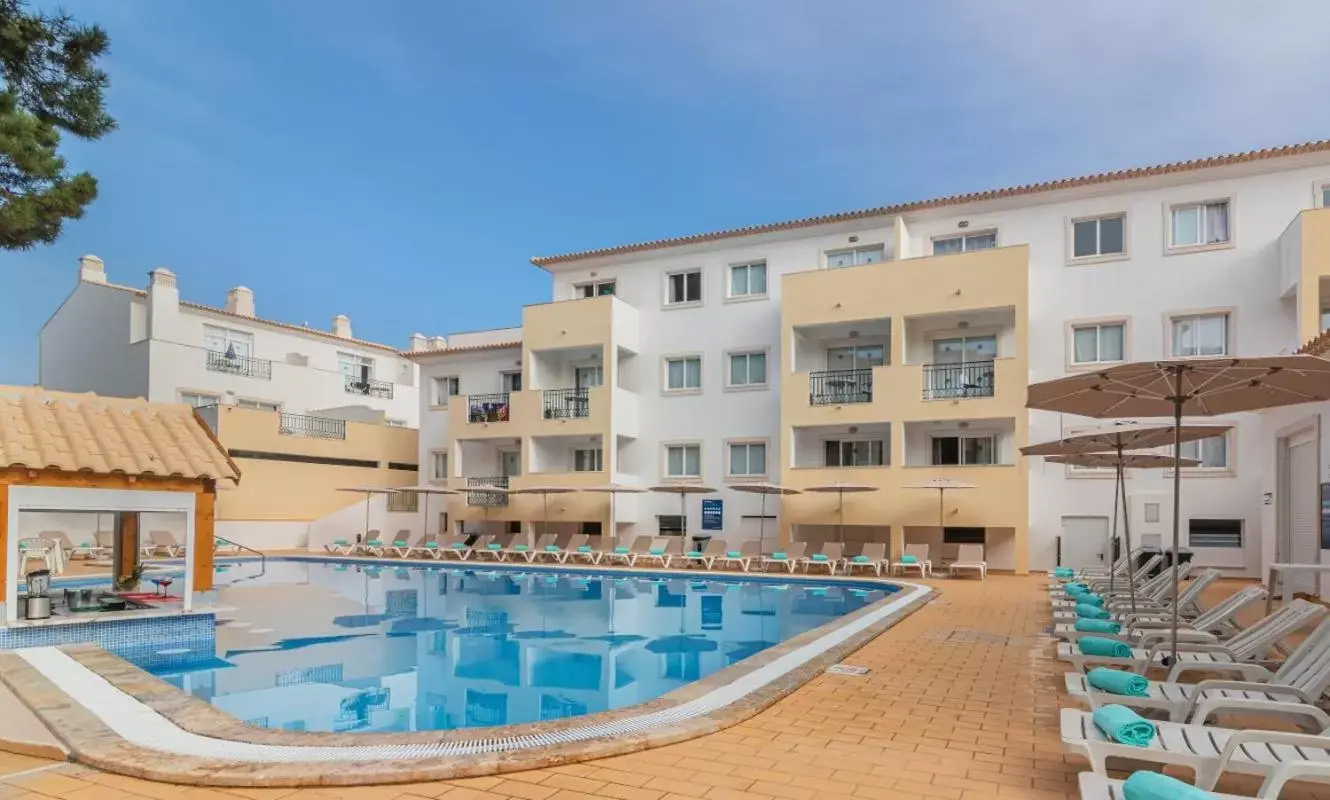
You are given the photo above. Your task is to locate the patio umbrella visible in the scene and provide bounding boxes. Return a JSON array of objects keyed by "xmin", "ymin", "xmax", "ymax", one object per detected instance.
[
  {"xmin": 509, "ymin": 485, "xmax": 580, "ymax": 541},
  {"xmin": 729, "ymin": 483, "xmax": 801, "ymax": 555},
  {"xmin": 804, "ymin": 483, "xmax": 879, "ymax": 545},
  {"xmin": 903, "ymin": 477, "xmax": 977, "ymax": 529},
  {"xmin": 391, "ymin": 485, "xmax": 458, "ymax": 542},
  {"xmin": 649, "ymin": 484, "xmax": 718, "ymax": 539},
  {"xmin": 1043, "ymin": 452, "xmax": 1200, "ymax": 615},
  {"xmin": 336, "ymin": 486, "xmax": 399, "ymax": 545},
  {"xmin": 1027, "ymin": 355, "xmax": 1330, "ymax": 662},
  {"xmin": 583, "ymin": 483, "xmax": 647, "ymax": 547}
]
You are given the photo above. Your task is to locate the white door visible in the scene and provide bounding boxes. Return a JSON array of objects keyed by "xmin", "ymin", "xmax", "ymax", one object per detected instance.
[
  {"xmin": 1287, "ymin": 434, "xmax": 1320, "ymax": 596},
  {"xmin": 1061, "ymin": 516, "xmax": 1110, "ymax": 571}
]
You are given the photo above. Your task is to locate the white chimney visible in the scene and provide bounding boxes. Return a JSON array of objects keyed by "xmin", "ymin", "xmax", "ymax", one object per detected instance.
[
  {"xmin": 429, "ymin": 336, "xmax": 448, "ymax": 350},
  {"xmin": 145, "ymin": 268, "xmax": 179, "ymax": 340},
  {"xmin": 78, "ymin": 254, "xmax": 106, "ymax": 284},
  {"xmin": 332, "ymin": 314, "xmax": 352, "ymax": 339},
  {"xmin": 410, "ymin": 333, "xmax": 428, "ymax": 352},
  {"xmin": 225, "ymin": 286, "xmax": 255, "ymax": 317}
]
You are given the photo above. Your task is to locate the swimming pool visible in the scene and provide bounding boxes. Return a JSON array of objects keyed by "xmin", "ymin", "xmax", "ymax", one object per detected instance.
[{"xmin": 123, "ymin": 558, "xmax": 899, "ymax": 733}]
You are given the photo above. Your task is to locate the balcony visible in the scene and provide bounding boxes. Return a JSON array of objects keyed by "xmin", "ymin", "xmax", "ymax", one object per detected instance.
[
  {"xmin": 809, "ymin": 369, "xmax": 873, "ymax": 405},
  {"xmin": 467, "ymin": 476, "xmax": 510, "ymax": 507},
  {"xmin": 206, "ymin": 350, "xmax": 272, "ymax": 380},
  {"xmin": 921, "ymin": 362, "xmax": 995, "ymax": 401},
  {"xmin": 277, "ymin": 412, "xmax": 346, "ymax": 440},
  {"xmin": 542, "ymin": 388, "xmax": 590, "ymax": 419},
  {"xmin": 467, "ymin": 392, "xmax": 511, "ymax": 423},
  {"xmin": 344, "ymin": 376, "xmax": 393, "ymax": 399}
]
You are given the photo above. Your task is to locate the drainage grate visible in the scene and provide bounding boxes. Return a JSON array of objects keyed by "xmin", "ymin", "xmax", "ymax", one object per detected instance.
[
  {"xmin": 918, "ymin": 629, "xmax": 1030, "ymax": 647},
  {"xmin": 826, "ymin": 664, "xmax": 870, "ymax": 676}
]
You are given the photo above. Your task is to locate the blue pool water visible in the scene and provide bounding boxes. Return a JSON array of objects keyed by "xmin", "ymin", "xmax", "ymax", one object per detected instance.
[{"xmin": 121, "ymin": 558, "xmax": 896, "ymax": 733}]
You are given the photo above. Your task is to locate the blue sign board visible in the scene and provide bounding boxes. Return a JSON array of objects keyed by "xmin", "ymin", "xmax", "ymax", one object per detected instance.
[{"xmin": 701, "ymin": 498, "xmax": 723, "ymax": 531}]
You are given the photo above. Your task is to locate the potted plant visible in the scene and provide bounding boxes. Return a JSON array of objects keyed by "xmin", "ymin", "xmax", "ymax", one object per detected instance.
[{"xmin": 115, "ymin": 563, "xmax": 146, "ymax": 592}]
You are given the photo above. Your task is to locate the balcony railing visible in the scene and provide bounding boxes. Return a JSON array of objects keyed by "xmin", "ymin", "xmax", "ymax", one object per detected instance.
[
  {"xmin": 467, "ymin": 476, "xmax": 510, "ymax": 507},
  {"xmin": 277, "ymin": 412, "xmax": 346, "ymax": 440},
  {"xmin": 344, "ymin": 376, "xmax": 394, "ymax": 399},
  {"xmin": 468, "ymin": 392, "xmax": 510, "ymax": 423},
  {"xmin": 809, "ymin": 369, "xmax": 873, "ymax": 405},
  {"xmin": 922, "ymin": 362, "xmax": 995, "ymax": 400},
  {"xmin": 543, "ymin": 388, "xmax": 590, "ymax": 419},
  {"xmin": 206, "ymin": 350, "xmax": 272, "ymax": 380}
]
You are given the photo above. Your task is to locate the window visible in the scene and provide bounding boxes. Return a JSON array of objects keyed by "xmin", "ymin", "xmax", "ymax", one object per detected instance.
[
  {"xmin": 573, "ymin": 448, "xmax": 603, "ymax": 472},
  {"xmin": 574, "ymin": 365, "xmax": 603, "ymax": 388},
  {"xmin": 180, "ymin": 392, "xmax": 220, "ymax": 408},
  {"xmin": 826, "ymin": 344, "xmax": 886, "ymax": 370},
  {"xmin": 1189, "ymin": 518, "xmax": 1242, "ymax": 548},
  {"xmin": 1144, "ymin": 503, "xmax": 1161, "ymax": 523},
  {"xmin": 1071, "ymin": 214, "xmax": 1126, "ymax": 259},
  {"xmin": 728, "ymin": 442, "xmax": 767, "ymax": 477},
  {"xmin": 1169, "ymin": 200, "xmax": 1231, "ymax": 249},
  {"xmin": 388, "ymin": 492, "xmax": 419, "ymax": 513},
  {"xmin": 665, "ymin": 444, "xmax": 701, "ymax": 478},
  {"xmin": 728, "ymin": 351, "xmax": 767, "ymax": 387},
  {"xmin": 665, "ymin": 356, "xmax": 702, "ymax": 391},
  {"xmin": 1177, "ymin": 434, "xmax": 1229, "ymax": 470},
  {"xmin": 203, "ymin": 325, "xmax": 254, "ymax": 358},
  {"xmin": 576, "ymin": 280, "xmax": 616, "ymax": 298},
  {"xmin": 657, "ymin": 515, "xmax": 686, "ymax": 535},
  {"xmin": 430, "ymin": 451, "xmax": 448, "ymax": 481},
  {"xmin": 729, "ymin": 261, "xmax": 768, "ymax": 297},
  {"xmin": 236, "ymin": 398, "xmax": 280, "ymax": 412},
  {"xmin": 824, "ymin": 439, "xmax": 887, "ymax": 467},
  {"xmin": 338, "ymin": 352, "xmax": 374, "ymax": 381},
  {"xmin": 667, "ymin": 270, "xmax": 702, "ymax": 305},
  {"xmin": 943, "ymin": 527, "xmax": 985, "ymax": 545},
  {"xmin": 432, "ymin": 376, "xmax": 459, "ymax": 405},
  {"xmin": 501, "ymin": 372, "xmax": 522, "ymax": 392},
  {"xmin": 507, "ymin": 521, "xmax": 523, "ymax": 535},
  {"xmin": 933, "ymin": 231, "xmax": 997, "ymax": 255},
  {"xmin": 826, "ymin": 244, "xmax": 885, "ymax": 268},
  {"xmin": 1171, "ymin": 312, "xmax": 1230, "ymax": 357},
  {"xmin": 1322, "ymin": 309, "xmax": 1330, "ymax": 334},
  {"xmin": 1072, "ymin": 323, "xmax": 1125, "ymax": 364},
  {"xmin": 930, "ymin": 435, "xmax": 996, "ymax": 466}
]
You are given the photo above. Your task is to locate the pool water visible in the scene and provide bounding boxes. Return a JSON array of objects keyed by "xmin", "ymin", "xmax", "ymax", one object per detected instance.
[{"xmin": 127, "ymin": 559, "xmax": 896, "ymax": 733}]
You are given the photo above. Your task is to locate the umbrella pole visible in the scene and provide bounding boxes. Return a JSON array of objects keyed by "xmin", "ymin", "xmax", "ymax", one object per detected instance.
[
  {"xmin": 610, "ymin": 492, "xmax": 617, "ymax": 548},
  {"xmin": 1169, "ymin": 369, "xmax": 1185, "ymax": 665},
  {"xmin": 364, "ymin": 492, "xmax": 371, "ymax": 544},
  {"xmin": 1108, "ymin": 461, "xmax": 1120, "ymax": 596},
  {"xmin": 758, "ymin": 493, "xmax": 767, "ymax": 554},
  {"xmin": 544, "ymin": 493, "xmax": 550, "ymax": 541},
  {"xmin": 423, "ymin": 494, "xmax": 431, "ymax": 544},
  {"xmin": 1120, "ymin": 461, "xmax": 1137, "ymax": 617},
  {"xmin": 838, "ymin": 489, "xmax": 845, "ymax": 545}
]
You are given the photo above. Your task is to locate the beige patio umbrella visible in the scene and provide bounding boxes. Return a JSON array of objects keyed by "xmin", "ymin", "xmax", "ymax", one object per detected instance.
[
  {"xmin": 1027, "ymin": 355, "xmax": 1330, "ymax": 662},
  {"xmin": 509, "ymin": 486, "xmax": 580, "ymax": 541},
  {"xmin": 392, "ymin": 485, "xmax": 459, "ymax": 540},
  {"xmin": 336, "ymin": 486, "xmax": 399, "ymax": 545},
  {"xmin": 648, "ymin": 484, "xmax": 717, "ymax": 540},
  {"xmin": 1042, "ymin": 452, "xmax": 1200, "ymax": 615},
  {"xmin": 804, "ymin": 482, "xmax": 879, "ymax": 545},
  {"xmin": 1022, "ymin": 422, "xmax": 1230, "ymax": 603},
  {"xmin": 729, "ymin": 483, "xmax": 801, "ymax": 554},
  {"xmin": 903, "ymin": 477, "xmax": 977, "ymax": 528},
  {"xmin": 583, "ymin": 483, "xmax": 647, "ymax": 547}
]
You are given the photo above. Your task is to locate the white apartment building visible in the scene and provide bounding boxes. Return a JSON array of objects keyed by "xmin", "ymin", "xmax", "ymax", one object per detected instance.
[
  {"xmin": 412, "ymin": 139, "xmax": 1330, "ymax": 580},
  {"xmin": 39, "ymin": 256, "xmax": 420, "ymax": 425}
]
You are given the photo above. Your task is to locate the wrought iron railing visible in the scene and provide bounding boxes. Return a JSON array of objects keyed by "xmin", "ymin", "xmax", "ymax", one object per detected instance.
[
  {"xmin": 542, "ymin": 388, "xmax": 590, "ymax": 419},
  {"xmin": 344, "ymin": 376, "xmax": 394, "ymax": 398},
  {"xmin": 467, "ymin": 476, "xmax": 509, "ymax": 507},
  {"xmin": 468, "ymin": 393, "xmax": 510, "ymax": 423},
  {"xmin": 922, "ymin": 362, "xmax": 995, "ymax": 400},
  {"xmin": 206, "ymin": 350, "xmax": 272, "ymax": 380},
  {"xmin": 809, "ymin": 368, "xmax": 873, "ymax": 405},
  {"xmin": 277, "ymin": 413, "xmax": 347, "ymax": 439}
]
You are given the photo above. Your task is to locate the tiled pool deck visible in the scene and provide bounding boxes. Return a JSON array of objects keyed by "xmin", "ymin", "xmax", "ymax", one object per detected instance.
[{"xmin": 3, "ymin": 575, "xmax": 1330, "ymax": 799}]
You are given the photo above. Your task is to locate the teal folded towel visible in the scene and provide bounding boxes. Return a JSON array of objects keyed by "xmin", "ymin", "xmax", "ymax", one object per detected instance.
[
  {"xmin": 393, "ymin": 540, "xmax": 408, "ymax": 547},
  {"xmin": 1091, "ymin": 704, "xmax": 1156, "ymax": 747},
  {"xmin": 545, "ymin": 545, "xmax": 561, "ymax": 552},
  {"xmin": 771, "ymin": 552, "xmax": 788, "ymax": 559},
  {"xmin": 514, "ymin": 544, "xmax": 529, "ymax": 551},
  {"xmin": 1076, "ymin": 603, "xmax": 1111, "ymax": 620},
  {"xmin": 811, "ymin": 554, "xmax": 829, "ymax": 562},
  {"xmin": 1076, "ymin": 593, "xmax": 1105, "ymax": 607},
  {"xmin": 1087, "ymin": 667, "xmax": 1149, "ymax": 697},
  {"xmin": 727, "ymin": 550, "xmax": 741, "ymax": 558},
  {"xmin": 451, "ymin": 542, "xmax": 467, "ymax": 549},
  {"xmin": 1079, "ymin": 636, "xmax": 1132, "ymax": 658},
  {"xmin": 425, "ymin": 542, "xmax": 439, "ymax": 548},
  {"xmin": 578, "ymin": 545, "xmax": 593, "ymax": 553},
  {"xmin": 615, "ymin": 546, "xmax": 630, "ymax": 554},
  {"xmin": 1064, "ymin": 581, "xmax": 1089, "ymax": 592},
  {"xmin": 366, "ymin": 539, "xmax": 382, "ymax": 546},
  {"xmin": 80, "ymin": 541, "xmax": 93, "ymax": 548},
  {"xmin": 1074, "ymin": 618, "xmax": 1121, "ymax": 634},
  {"xmin": 1122, "ymin": 771, "xmax": 1212, "ymax": 799},
  {"xmin": 1054, "ymin": 567, "xmax": 1075, "ymax": 578},
  {"xmin": 687, "ymin": 550, "xmax": 702, "ymax": 558},
  {"xmin": 333, "ymin": 539, "xmax": 349, "ymax": 546},
  {"xmin": 487, "ymin": 543, "xmax": 502, "ymax": 550},
  {"xmin": 649, "ymin": 547, "xmax": 665, "ymax": 555},
  {"xmin": 899, "ymin": 554, "xmax": 918, "ymax": 564},
  {"xmin": 852, "ymin": 555, "xmax": 870, "ymax": 563}
]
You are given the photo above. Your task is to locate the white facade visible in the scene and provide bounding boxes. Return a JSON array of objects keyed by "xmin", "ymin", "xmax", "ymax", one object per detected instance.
[{"xmin": 40, "ymin": 257, "xmax": 421, "ymax": 424}]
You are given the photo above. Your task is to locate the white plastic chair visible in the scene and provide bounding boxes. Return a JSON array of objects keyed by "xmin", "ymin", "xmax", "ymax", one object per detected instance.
[
  {"xmin": 895, "ymin": 544, "xmax": 931, "ymax": 578},
  {"xmin": 948, "ymin": 544, "xmax": 986, "ymax": 580}
]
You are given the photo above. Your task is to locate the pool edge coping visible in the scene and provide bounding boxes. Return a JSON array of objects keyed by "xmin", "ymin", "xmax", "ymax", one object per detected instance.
[{"xmin": 0, "ymin": 569, "xmax": 936, "ymax": 786}]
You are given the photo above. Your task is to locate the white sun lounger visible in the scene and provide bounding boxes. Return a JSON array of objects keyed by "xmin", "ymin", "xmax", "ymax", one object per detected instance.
[
  {"xmin": 801, "ymin": 542, "xmax": 842, "ymax": 575},
  {"xmin": 712, "ymin": 540, "xmax": 760, "ymax": 572},
  {"xmin": 632, "ymin": 537, "xmax": 674, "ymax": 568},
  {"xmin": 677, "ymin": 539, "xmax": 725, "ymax": 569},
  {"xmin": 1050, "ymin": 554, "xmax": 1165, "ymax": 594},
  {"xmin": 948, "ymin": 544, "xmax": 986, "ymax": 580},
  {"xmin": 842, "ymin": 542, "xmax": 889, "ymax": 576},
  {"xmin": 1053, "ymin": 570, "xmax": 1236, "ymax": 642},
  {"xmin": 760, "ymin": 541, "xmax": 806, "ymax": 573},
  {"xmin": 1050, "ymin": 547, "xmax": 1144, "ymax": 581},
  {"xmin": 1051, "ymin": 559, "xmax": 1191, "ymax": 609},
  {"xmin": 323, "ymin": 538, "xmax": 356, "ymax": 555},
  {"xmin": 895, "ymin": 544, "xmax": 932, "ymax": 578},
  {"xmin": 1051, "ymin": 563, "xmax": 1198, "ymax": 622},
  {"xmin": 1075, "ymin": 771, "xmax": 1255, "ymax": 800}
]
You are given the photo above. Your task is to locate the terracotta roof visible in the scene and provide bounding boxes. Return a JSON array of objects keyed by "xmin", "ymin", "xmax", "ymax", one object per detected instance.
[
  {"xmin": 531, "ymin": 138, "xmax": 1330, "ymax": 267},
  {"xmin": 401, "ymin": 341, "xmax": 523, "ymax": 359},
  {"xmin": 0, "ymin": 387, "xmax": 240, "ymax": 484}
]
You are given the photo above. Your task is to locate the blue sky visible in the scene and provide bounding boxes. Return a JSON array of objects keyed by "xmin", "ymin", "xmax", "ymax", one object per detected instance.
[{"xmin": 6, "ymin": 0, "xmax": 1330, "ymax": 384}]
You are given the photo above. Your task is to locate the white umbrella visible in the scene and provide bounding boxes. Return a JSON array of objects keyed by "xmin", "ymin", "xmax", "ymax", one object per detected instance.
[
  {"xmin": 509, "ymin": 486, "xmax": 580, "ymax": 540},
  {"xmin": 729, "ymin": 483, "xmax": 801, "ymax": 554},
  {"xmin": 1027, "ymin": 355, "xmax": 1330, "ymax": 662},
  {"xmin": 648, "ymin": 484, "xmax": 717, "ymax": 540},
  {"xmin": 803, "ymin": 482, "xmax": 879, "ymax": 545},
  {"xmin": 582, "ymin": 484, "xmax": 647, "ymax": 547},
  {"xmin": 903, "ymin": 477, "xmax": 977, "ymax": 528},
  {"xmin": 391, "ymin": 485, "xmax": 459, "ymax": 540},
  {"xmin": 336, "ymin": 486, "xmax": 399, "ymax": 544}
]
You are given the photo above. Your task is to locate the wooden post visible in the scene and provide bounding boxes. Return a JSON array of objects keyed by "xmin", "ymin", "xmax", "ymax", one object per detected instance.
[
  {"xmin": 194, "ymin": 490, "xmax": 215, "ymax": 592},
  {"xmin": 115, "ymin": 511, "xmax": 139, "ymax": 588},
  {"xmin": 0, "ymin": 484, "xmax": 8, "ymax": 606}
]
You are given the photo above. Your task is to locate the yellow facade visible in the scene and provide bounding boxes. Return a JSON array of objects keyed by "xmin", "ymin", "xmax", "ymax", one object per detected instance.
[
  {"xmin": 1291, "ymin": 208, "xmax": 1330, "ymax": 343},
  {"xmin": 209, "ymin": 406, "xmax": 418, "ymax": 522},
  {"xmin": 778, "ymin": 245, "xmax": 1031, "ymax": 573}
]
